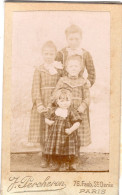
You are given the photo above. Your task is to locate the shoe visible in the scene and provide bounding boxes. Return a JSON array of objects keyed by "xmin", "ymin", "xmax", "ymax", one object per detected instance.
[
  {"xmin": 40, "ymin": 156, "xmax": 48, "ymax": 168},
  {"xmin": 49, "ymin": 161, "xmax": 60, "ymax": 171},
  {"xmin": 69, "ymin": 163, "xmax": 77, "ymax": 171},
  {"xmin": 59, "ymin": 162, "xmax": 69, "ymax": 171}
]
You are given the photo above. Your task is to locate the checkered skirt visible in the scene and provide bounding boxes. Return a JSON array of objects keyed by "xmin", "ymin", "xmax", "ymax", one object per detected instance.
[
  {"xmin": 28, "ymin": 66, "xmax": 61, "ymax": 143},
  {"xmin": 44, "ymin": 109, "xmax": 81, "ymax": 156},
  {"xmin": 51, "ymin": 77, "xmax": 91, "ymax": 146}
]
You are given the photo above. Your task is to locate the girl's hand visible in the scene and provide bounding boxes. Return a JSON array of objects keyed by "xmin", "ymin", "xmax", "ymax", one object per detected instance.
[
  {"xmin": 85, "ymin": 80, "xmax": 91, "ymax": 88},
  {"xmin": 65, "ymin": 128, "xmax": 72, "ymax": 135},
  {"xmin": 45, "ymin": 118, "xmax": 54, "ymax": 126},
  {"xmin": 77, "ymin": 105, "xmax": 85, "ymax": 113},
  {"xmin": 37, "ymin": 105, "xmax": 47, "ymax": 113}
]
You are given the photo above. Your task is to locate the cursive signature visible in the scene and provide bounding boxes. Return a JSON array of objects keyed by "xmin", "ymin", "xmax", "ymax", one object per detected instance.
[{"xmin": 7, "ymin": 176, "xmax": 66, "ymax": 193}]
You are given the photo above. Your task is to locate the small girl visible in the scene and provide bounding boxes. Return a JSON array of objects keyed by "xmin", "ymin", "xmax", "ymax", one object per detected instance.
[
  {"xmin": 51, "ymin": 55, "xmax": 91, "ymax": 168},
  {"xmin": 56, "ymin": 24, "xmax": 96, "ymax": 87},
  {"xmin": 44, "ymin": 88, "xmax": 82, "ymax": 171},
  {"xmin": 28, "ymin": 41, "xmax": 63, "ymax": 168}
]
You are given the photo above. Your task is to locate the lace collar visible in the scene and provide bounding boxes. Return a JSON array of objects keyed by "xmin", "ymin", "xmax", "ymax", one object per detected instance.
[
  {"xmin": 66, "ymin": 47, "xmax": 84, "ymax": 57},
  {"xmin": 55, "ymin": 107, "xmax": 68, "ymax": 118},
  {"xmin": 38, "ymin": 61, "xmax": 63, "ymax": 75},
  {"xmin": 62, "ymin": 76, "xmax": 86, "ymax": 88}
]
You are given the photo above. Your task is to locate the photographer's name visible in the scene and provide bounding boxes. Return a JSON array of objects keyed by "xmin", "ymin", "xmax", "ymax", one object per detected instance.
[{"xmin": 7, "ymin": 176, "xmax": 66, "ymax": 193}]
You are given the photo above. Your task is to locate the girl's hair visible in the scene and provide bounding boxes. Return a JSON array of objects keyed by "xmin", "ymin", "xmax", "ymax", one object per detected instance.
[
  {"xmin": 42, "ymin": 41, "xmax": 57, "ymax": 53},
  {"xmin": 65, "ymin": 24, "xmax": 82, "ymax": 37},
  {"xmin": 54, "ymin": 88, "xmax": 72, "ymax": 103}
]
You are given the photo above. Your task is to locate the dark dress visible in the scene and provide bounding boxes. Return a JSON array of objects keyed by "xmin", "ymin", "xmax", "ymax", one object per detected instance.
[{"xmin": 44, "ymin": 107, "xmax": 82, "ymax": 156}]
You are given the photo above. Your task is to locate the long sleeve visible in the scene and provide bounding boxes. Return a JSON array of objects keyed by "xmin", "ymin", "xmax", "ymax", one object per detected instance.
[
  {"xmin": 79, "ymin": 86, "xmax": 90, "ymax": 113},
  {"xmin": 31, "ymin": 69, "xmax": 43, "ymax": 106},
  {"xmin": 55, "ymin": 51, "xmax": 63, "ymax": 64},
  {"xmin": 84, "ymin": 51, "xmax": 96, "ymax": 86},
  {"xmin": 47, "ymin": 77, "xmax": 64, "ymax": 107}
]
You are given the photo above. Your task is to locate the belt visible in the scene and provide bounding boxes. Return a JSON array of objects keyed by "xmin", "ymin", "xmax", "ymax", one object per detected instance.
[{"xmin": 41, "ymin": 87, "xmax": 55, "ymax": 89}]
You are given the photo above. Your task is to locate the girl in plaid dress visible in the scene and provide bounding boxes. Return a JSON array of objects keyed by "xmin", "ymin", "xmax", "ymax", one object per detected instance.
[
  {"xmin": 28, "ymin": 41, "xmax": 63, "ymax": 167},
  {"xmin": 44, "ymin": 89, "xmax": 82, "ymax": 171},
  {"xmin": 51, "ymin": 55, "xmax": 91, "ymax": 158},
  {"xmin": 56, "ymin": 24, "xmax": 96, "ymax": 87}
]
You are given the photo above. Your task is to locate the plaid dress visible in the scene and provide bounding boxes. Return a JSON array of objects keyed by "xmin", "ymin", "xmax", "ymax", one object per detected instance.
[
  {"xmin": 28, "ymin": 65, "xmax": 62, "ymax": 144},
  {"xmin": 55, "ymin": 47, "xmax": 96, "ymax": 86},
  {"xmin": 51, "ymin": 76, "xmax": 91, "ymax": 147},
  {"xmin": 44, "ymin": 108, "xmax": 81, "ymax": 156}
]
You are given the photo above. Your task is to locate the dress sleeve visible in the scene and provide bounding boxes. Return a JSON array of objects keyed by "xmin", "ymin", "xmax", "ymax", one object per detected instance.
[
  {"xmin": 44, "ymin": 107, "xmax": 55, "ymax": 120},
  {"xmin": 70, "ymin": 109, "xmax": 82, "ymax": 124},
  {"xmin": 55, "ymin": 51, "xmax": 63, "ymax": 64},
  {"xmin": 47, "ymin": 77, "xmax": 64, "ymax": 107},
  {"xmin": 84, "ymin": 51, "xmax": 96, "ymax": 86},
  {"xmin": 79, "ymin": 85, "xmax": 90, "ymax": 112},
  {"xmin": 31, "ymin": 68, "xmax": 43, "ymax": 107}
]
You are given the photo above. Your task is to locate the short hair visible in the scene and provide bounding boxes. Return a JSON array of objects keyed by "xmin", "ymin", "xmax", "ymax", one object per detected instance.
[
  {"xmin": 65, "ymin": 55, "xmax": 83, "ymax": 66},
  {"xmin": 65, "ymin": 24, "xmax": 82, "ymax": 37},
  {"xmin": 42, "ymin": 41, "xmax": 57, "ymax": 53}
]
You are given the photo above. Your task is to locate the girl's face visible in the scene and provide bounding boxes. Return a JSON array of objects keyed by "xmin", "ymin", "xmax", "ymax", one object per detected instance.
[
  {"xmin": 66, "ymin": 59, "xmax": 82, "ymax": 77},
  {"xmin": 57, "ymin": 96, "xmax": 71, "ymax": 109},
  {"xmin": 42, "ymin": 47, "xmax": 56, "ymax": 64},
  {"xmin": 66, "ymin": 33, "xmax": 82, "ymax": 49}
]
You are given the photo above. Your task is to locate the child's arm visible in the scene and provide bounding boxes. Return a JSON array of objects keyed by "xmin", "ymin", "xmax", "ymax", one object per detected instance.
[
  {"xmin": 55, "ymin": 51, "xmax": 63, "ymax": 64},
  {"xmin": 32, "ymin": 68, "xmax": 46, "ymax": 113},
  {"xmin": 78, "ymin": 85, "xmax": 90, "ymax": 114},
  {"xmin": 85, "ymin": 51, "xmax": 96, "ymax": 86},
  {"xmin": 45, "ymin": 118, "xmax": 54, "ymax": 126},
  {"xmin": 47, "ymin": 78, "xmax": 64, "ymax": 108},
  {"xmin": 44, "ymin": 108, "xmax": 55, "ymax": 126},
  {"xmin": 65, "ymin": 122, "xmax": 80, "ymax": 135}
]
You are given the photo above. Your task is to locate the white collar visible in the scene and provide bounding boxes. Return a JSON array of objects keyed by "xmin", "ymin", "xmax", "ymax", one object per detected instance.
[
  {"xmin": 43, "ymin": 61, "xmax": 63, "ymax": 75},
  {"xmin": 55, "ymin": 107, "xmax": 68, "ymax": 118},
  {"xmin": 66, "ymin": 47, "xmax": 83, "ymax": 56}
]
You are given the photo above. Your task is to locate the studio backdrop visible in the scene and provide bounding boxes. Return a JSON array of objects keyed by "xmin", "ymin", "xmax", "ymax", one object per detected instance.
[{"xmin": 11, "ymin": 11, "xmax": 110, "ymax": 153}]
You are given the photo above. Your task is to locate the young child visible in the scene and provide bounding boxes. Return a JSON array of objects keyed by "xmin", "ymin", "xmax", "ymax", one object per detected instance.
[
  {"xmin": 50, "ymin": 55, "xmax": 91, "ymax": 168},
  {"xmin": 56, "ymin": 24, "xmax": 96, "ymax": 87},
  {"xmin": 28, "ymin": 41, "xmax": 63, "ymax": 168},
  {"xmin": 44, "ymin": 89, "xmax": 82, "ymax": 171}
]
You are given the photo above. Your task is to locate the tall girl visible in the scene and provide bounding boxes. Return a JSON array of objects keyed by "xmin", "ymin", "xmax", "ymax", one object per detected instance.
[
  {"xmin": 56, "ymin": 24, "xmax": 96, "ymax": 87},
  {"xmin": 28, "ymin": 41, "xmax": 63, "ymax": 167}
]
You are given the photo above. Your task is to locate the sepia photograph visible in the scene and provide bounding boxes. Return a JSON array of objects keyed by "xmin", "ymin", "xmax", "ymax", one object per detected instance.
[
  {"xmin": 1, "ymin": 2, "xmax": 122, "ymax": 195},
  {"xmin": 10, "ymin": 11, "xmax": 110, "ymax": 172}
]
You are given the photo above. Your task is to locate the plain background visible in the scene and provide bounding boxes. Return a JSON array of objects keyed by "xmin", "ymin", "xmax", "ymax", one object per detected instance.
[{"xmin": 0, "ymin": 0, "xmax": 122, "ymax": 193}]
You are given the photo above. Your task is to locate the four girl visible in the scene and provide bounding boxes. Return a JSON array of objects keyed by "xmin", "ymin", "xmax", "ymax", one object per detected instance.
[{"xmin": 28, "ymin": 24, "xmax": 96, "ymax": 171}]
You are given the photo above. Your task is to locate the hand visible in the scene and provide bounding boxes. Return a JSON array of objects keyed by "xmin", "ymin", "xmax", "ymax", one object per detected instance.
[
  {"xmin": 77, "ymin": 105, "xmax": 85, "ymax": 113},
  {"xmin": 65, "ymin": 128, "xmax": 72, "ymax": 135},
  {"xmin": 37, "ymin": 105, "xmax": 47, "ymax": 113},
  {"xmin": 45, "ymin": 118, "xmax": 54, "ymax": 126},
  {"xmin": 85, "ymin": 80, "xmax": 91, "ymax": 88}
]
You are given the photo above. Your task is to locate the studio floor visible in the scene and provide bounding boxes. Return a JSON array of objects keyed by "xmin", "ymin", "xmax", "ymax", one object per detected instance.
[{"xmin": 10, "ymin": 152, "xmax": 109, "ymax": 172}]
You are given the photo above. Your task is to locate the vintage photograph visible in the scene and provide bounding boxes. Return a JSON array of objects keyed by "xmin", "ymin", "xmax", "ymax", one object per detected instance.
[{"xmin": 10, "ymin": 11, "xmax": 110, "ymax": 172}]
